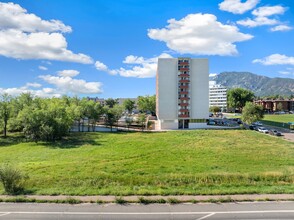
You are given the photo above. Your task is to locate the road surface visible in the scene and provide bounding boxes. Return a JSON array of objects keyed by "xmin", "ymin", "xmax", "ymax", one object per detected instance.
[{"xmin": 0, "ymin": 201, "xmax": 293, "ymax": 219}]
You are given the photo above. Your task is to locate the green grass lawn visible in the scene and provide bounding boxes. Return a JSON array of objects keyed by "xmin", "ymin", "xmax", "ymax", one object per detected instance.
[
  {"xmin": 0, "ymin": 130, "xmax": 293, "ymax": 196},
  {"xmin": 263, "ymin": 114, "xmax": 294, "ymax": 123}
]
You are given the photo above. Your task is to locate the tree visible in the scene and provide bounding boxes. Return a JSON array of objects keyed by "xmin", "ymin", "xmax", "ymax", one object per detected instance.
[
  {"xmin": 123, "ymin": 99, "xmax": 135, "ymax": 114},
  {"xmin": 227, "ymin": 88, "xmax": 255, "ymax": 112},
  {"xmin": 105, "ymin": 98, "xmax": 119, "ymax": 108},
  {"xmin": 137, "ymin": 95, "xmax": 156, "ymax": 114},
  {"xmin": 209, "ymin": 106, "xmax": 221, "ymax": 114},
  {"xmin": 0, "ymin": 94, "xmax": 12, "ymax": 138},
  {"xmin": 136, "ymin": 113, "xmax": 146, "ymax": 131},
  {"xmin": 125, "ymin": 117, "xmax": 133, "ymax": 131},
  {"xmin": 104, "ymin": 106, "xmax": 116, "ymax": 132},
  {"xmin": 276, "ymin": 102, "xmax": 283, "ymax": 112},
  {"xmin": 241, "ymin": 102, "xmax": 264, "ymax": 125}
]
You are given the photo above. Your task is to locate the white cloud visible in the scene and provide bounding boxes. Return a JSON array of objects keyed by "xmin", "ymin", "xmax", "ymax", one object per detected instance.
[
  {"xmin": 0, "ymin": 87, "xmax": 61, "ymax": 98},
  {"xmin": 39, "ymin": 74, "xmax": 103, "ymax": 94},
  {"xmin": 0, "ymin": 70, "xmax": 103, "ymax": 97},
  {"xmin": 270, "ymin": 25, "xmax": 293, "ymax": 32},
  {"xmin": 95, "ymin": 53, "xmax": 173, "ymax": 78},
  {"xmin": 95, "ymin": 61, "xmax": 108, "ymax": 71},
  {"xmin": 0, "ymin": 2, "xmax": 71, "ymax": 33},
  {"xmin": 0, "ymin": 2, "xmax": 93, "ymax": 64},
  {"xmin": 252, "ymin": 5, "xmax": 286, "ymax": 17},
  {"xmin": 237, "ymin": 17, "xmax": 279, "ymax": 27},
  {"xmin": 25, "ymin": 82, "xmax": 42, "ymax": 88},
  {"xmin": 253, "ymin": 54, "xmax": 294, "ymax": 65},
  {"xmin": 147, "ymin": 13, "xmax": 253, "ymax": 56},
  {"xmin": 57, "ymin": 70, "xmax": 80, "ymax": 77},
  {"xmin": 237, "ymin": 5, "xmax": 288, "ymax": 28},
  {"xmin": 219, "ymin": 0, "xmax": 260, "ymax": 14},
  {"xmin": 38, "ymin": 66, "xmax": 48, "ymax": 71}
]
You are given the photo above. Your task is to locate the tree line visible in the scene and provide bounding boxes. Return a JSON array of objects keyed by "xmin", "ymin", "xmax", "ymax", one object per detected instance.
[{"xmin": 0, "ymin": 93, "xmax": 156, "ymax": 141}]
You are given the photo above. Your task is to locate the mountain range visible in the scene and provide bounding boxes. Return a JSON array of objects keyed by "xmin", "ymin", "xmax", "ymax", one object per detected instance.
[{"xmin": 211, "ymin": 72, "xmax": 294, "ymax": 97}]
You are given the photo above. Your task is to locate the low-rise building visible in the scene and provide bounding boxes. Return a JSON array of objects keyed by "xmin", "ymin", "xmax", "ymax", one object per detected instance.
[{"xmin": 254, "ymin": 99, "xmax": 294, "ymax": 112}]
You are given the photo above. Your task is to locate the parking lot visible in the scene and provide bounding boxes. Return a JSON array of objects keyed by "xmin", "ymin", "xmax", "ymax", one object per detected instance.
[{"xmin": 248, "ymin": 122, "xmax": 294, "ymax": 142}]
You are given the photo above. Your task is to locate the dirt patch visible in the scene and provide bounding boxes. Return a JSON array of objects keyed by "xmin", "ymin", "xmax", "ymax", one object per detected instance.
[{"xmin": 283, "ymin": 132, "xmax": 294, "ymax": 142}]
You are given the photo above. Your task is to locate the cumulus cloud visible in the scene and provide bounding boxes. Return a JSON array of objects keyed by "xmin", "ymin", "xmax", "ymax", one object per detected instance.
[
  {"xmin": 0, "ymin": 70, "xmax": 103, "ymax": 97},
  {"xmin": 57, "ymin": 70, "xmax": 80, "ymax": 77},
  {"xmin": 39, "ymin": 74, "xmax": 102, "ymax": 94},
  {"xmin": 0, "ymin": 2, "xmax": 71, "ymax": 33},
  {"xmin": 147, "ymin": 13, "xmax": 253, "ymax": 56},
  {"xmin": 0, "ymin": 2, "xmax": 93, "ymax": 64},
  {"xmin": 270, "ymin": 25, "xmax": 293, "ymax": 32},
  {"xmin": 253, "ymin": 54, "xmax": 294, "ymax": 65},
  {"xmin": 219, "ymin": 0, "xmax": 260, "ymax": 14},
  {"xmin": 25, "ymin": 82, "xmax": 42, "ymax": 88},
  {"xmin": 38, "ymin": 66, "xmax": 48, "ymax": 71},
  {"xmin": 237, "ymin": 5, "xmax": 288, "ymax": 28},
  {"xmin": 95, "ymin": 53, "xmax": 173, "ymax": 78},
  {"xmin": 252, "ymin": 5, "xmax": 286, "ymax": 17},
  {"xmin": 95, "ymin": 61, "xmax": 108, "ymax": 71},
  {"xmin": 0, "ymin": 86, "xmax": 61, "ymax": 98}
]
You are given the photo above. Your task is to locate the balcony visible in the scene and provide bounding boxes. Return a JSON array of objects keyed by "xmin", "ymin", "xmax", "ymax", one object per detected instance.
[
  {"xmin": 179, "ymin": 102, "xmax": 188, "ymax": 106},
  {"xmin": 179, "ymin": 85, "xmax": 189, "ymax": 89},
  {"xmin": 179, "ymin": 97, "xmax": 190, "ymax": 100},
  {"xmin": 179, "ymin": 91, "xmax": 188, "ymax": 95},
  {"xmin": 178, "ymin": 114, "xmax": 190, "ymax": 118},
  {"xmin": 179, "ymin": 62, "xmax": 189, "ymax": 65},
  {"xmin": 179, "ymin": 109, "xmax": 189, "ymax": 112},
  {"xmin": 178, "ymin": 74, "xmax": 189, "ymax": 77},
  {"xmin": 179, "ymin": 68, "xmax": 189, "ymax": 71},
  {"xmin": 179, "ymin": 79, "xmax": 190, "ymax": 83}
]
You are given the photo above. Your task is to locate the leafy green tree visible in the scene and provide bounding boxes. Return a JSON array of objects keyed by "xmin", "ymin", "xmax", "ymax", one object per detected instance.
[
  {"xmin": 123, "ymin": 99, "xmax": 135, "ymax": 114},
  {"xmin": 137, "ymin": 95, "xmax": 156, "ymax": 114},
  {"xmin": 241, "ymin": 102, "xmax": 264, "ymax": 125},
  {"xmin": 104, "ymin": 106, "xmax": 116, "ymax": 132},
  {"xmin": 90, "ymin": 102, "xmax": 104, "ymax": 131},
  {"xmin": 227, "ymin": 88, "xmax": 255, "ymax": 112},
  {"xmin": 125, "ymin": 117, "xmax": 133, "ymax": 131},
  {"xmin": 136, "ymin": 113, "xmax": 146, "ymax": 131},
  {"xmin": 276, "ymin": 102, "xmax": 283, "ymax": 112},
  {"xmin": 105, "ymin": 98, "xmax": 119, "ymax": 108},
  {"xmin": 0, "ymin": 94, "xmax": 12, "ymax": 138},
  {"xmin": 209, "ymin": 106, "xmax": 221, "ymax": 114}
]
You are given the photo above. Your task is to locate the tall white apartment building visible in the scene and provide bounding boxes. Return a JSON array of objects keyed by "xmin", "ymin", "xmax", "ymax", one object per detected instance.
[
  {"xmin": 209, "ymin": 81, "xmax": 227, "ymax": 111},
  {"xmin": 156, "ymin": 58, "xmax": 209, "ymax": 130}
]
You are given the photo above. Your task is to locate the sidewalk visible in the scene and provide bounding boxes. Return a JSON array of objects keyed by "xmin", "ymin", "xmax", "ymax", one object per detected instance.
[{"xmin": 0, "ymin": 194, "xmax": 293, "ymax": 203}]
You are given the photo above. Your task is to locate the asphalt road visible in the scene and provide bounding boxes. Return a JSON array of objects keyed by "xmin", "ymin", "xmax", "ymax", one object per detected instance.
[{"xmin": 0, "ymin": 201, "xmax": 294, "ymax": 219}]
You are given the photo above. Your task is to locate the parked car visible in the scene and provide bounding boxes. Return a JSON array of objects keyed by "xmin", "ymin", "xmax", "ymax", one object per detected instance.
[
  {"xmin": 252, "ymin": 121, "xmax": 263, "ymax": 126},
  {"xmin": 269, "ymin": 130, "xmax": 282, "ymax": 136},
  {"xmin": 257, "ymin": 127, "xmax": 269, "ymax": 133},
  {"xmin": 249, "ymin": 125, "xmax": 257, "ymax": 130}
]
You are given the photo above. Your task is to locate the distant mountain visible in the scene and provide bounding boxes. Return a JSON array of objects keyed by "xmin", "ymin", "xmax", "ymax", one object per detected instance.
[{"xmin": 211, "ymin": 72, "xmax": 294, "ymax": 97}]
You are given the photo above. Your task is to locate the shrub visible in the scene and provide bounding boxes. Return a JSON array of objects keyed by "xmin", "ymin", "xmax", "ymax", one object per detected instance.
[{"xmin": 0, "ymin": 164, "xmax": 28, "ymax": 195}]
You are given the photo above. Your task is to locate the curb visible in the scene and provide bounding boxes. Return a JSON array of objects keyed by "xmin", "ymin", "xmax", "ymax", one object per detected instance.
[{"xmin": 0, "ymin": 194, "xmax": 293, "ymax": 204}]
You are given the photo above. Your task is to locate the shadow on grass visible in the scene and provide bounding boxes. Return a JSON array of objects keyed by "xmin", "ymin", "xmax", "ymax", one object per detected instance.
[
  {"xmin": 0, "ymin": 134, "xmax": 26, "ymax": 147},
  {"xmin": 41, "ymin": 132, "xmax": 102, "ymax": 149}
]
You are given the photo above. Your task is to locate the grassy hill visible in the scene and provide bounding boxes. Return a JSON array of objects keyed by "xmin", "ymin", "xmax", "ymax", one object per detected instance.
[
  {"xmin": 0, "ymin": 131, "xmax": 293, "ymax": 195},
  {"xmin": 213, "ymin": 72, "xmax": 294, "ymax": 96}
]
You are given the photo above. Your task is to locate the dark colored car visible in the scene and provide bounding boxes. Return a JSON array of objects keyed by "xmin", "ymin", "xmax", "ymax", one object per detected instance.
[
  {"xmin": 269, "ymin": 130, "xmax": 282, "ymax": 136},
  {"xmin": 249, "ymin": 125, "xmax": 257, "ymax": 130}
]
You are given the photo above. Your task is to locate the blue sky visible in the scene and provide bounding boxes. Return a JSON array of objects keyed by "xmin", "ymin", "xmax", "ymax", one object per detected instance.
[{"xmin": 0, "ymin": 0, "xmax": 293, "ymax": 98}]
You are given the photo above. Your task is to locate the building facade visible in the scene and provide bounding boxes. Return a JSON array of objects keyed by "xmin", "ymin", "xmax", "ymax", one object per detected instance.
[
  {"xmin": 209, "ymin": 81, "xmax": 227, "ymax": 111},
  {"xmin": 156, "ymin": 58, "xmax": 209, "ymax": 130},
  {"xmin": 254, "ymin": 99, "xmax": 294, "ymax": 112}
]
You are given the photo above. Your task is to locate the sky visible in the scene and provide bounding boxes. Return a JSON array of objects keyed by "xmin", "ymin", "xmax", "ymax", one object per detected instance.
[{"xmin": 0, "ymin": 0, "xmax": 293, "ymax": 98}]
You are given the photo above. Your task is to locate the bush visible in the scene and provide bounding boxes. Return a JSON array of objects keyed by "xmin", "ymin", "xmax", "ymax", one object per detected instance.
[{"xmin": 0, "ymin": 164, "xmax": 28, "ymax": 194}]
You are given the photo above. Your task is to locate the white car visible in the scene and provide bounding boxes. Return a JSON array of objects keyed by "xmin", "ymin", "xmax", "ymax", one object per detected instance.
[
  {"xmin": 258, "ymin": 127, "xmax": 269, "ymax": 133},
  {"xmin": 253, "ymin": 121, "xmax": 263, "ymax": 126}
]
